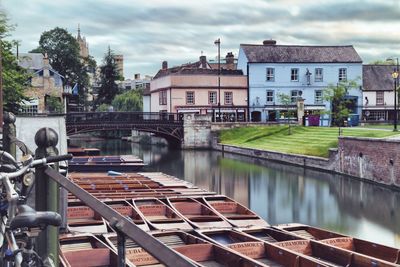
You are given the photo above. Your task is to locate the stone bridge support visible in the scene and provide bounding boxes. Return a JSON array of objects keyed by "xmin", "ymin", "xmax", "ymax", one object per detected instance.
[{"xmin": 182, "ymin": 114, "xmax": 213, "ymax": 149}]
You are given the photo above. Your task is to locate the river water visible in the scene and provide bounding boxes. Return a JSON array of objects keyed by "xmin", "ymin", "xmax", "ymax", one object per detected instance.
[{"xmin": 70, "ymin": 138, "xmax": 400, "ymax": 248}]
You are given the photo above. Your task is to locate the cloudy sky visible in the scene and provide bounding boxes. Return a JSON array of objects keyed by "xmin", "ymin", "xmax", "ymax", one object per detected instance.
[{"xmin": 1, "ymin": 0, "xmax": 399, "ymax": 78}]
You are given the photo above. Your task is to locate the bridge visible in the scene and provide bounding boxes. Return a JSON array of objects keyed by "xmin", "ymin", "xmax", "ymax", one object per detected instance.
[{"xmin": 66, "ymin": 112, "xmax": 184, "ymax": 146}]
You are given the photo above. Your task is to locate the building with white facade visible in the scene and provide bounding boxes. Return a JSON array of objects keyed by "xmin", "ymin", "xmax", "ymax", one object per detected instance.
[
  {"xmin": 237, "ymin": 40, "xmax": 363, "ymax": 125},
  {"xmin": 362, "ymin": 65, "xmax": 398, "ymax": 122}
]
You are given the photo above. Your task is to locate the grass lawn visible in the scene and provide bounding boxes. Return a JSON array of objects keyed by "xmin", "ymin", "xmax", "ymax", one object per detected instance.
[
  {"xmin": 356, "ymin": 124, "xmax": 395, "ymax": 130},
  {"xmin": 219, "ymin": 125, "xmax": 400, "ymax": 158}
]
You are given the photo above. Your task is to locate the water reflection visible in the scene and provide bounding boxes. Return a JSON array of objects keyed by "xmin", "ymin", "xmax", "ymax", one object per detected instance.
[{"xmin": 70, "ymin": 139, "xmax": 400, "ymax": 247}]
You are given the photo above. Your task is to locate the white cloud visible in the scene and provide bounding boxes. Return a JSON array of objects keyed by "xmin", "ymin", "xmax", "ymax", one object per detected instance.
[{"xmin": 1, "ymin": 0, "xmax": 399, "ymax": 76}]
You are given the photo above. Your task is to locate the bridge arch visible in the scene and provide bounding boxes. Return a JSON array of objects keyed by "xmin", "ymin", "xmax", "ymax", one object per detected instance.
[{"xmin": 66, "ymin": 112, "xmax": 184, "ymax": 147}]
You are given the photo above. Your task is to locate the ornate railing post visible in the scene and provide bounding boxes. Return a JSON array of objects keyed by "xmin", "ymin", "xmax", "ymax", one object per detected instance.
[
  {"xmin": 3, "ymin": 112, "xmax": 16, "ymax": 157},
  {"xmin": 34, "ymin": 127, "xmax": 60, "ymax": 267}
]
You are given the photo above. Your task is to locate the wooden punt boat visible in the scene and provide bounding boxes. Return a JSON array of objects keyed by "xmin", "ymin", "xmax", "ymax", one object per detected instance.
[
  {"xmin": 276, "ymin": 224, "xmax": 400, "ymax": 264},
  {"xmin": 104, "ymin": 200, "xmax": 150, "ymax": 232},
  {"xmin": 241, "ymin": 228, "xmax": 304, "ymax": 243},
  {"xmin": 68, "ymin": 155, "xmax": 145, "ymax": 172},
  {"xmin": 152, "ymin": 231, "xmax": 267, "ymax": 267},
  {"xmin": 60, "ymin": 234, "xmax": 132, "ymax": 267},
  {"xmin": 132, "ymin": 198, "xmax": 192, "ymax": 231},
  {"xmin": 196, "ymin": 229, "xmax": 329, "ymax": 266},
  {"xmin": 68, "ymin": 147, "xmax": 101, "ymax": 156},
  {"xmin": 274, "ymin": 239, "xmax": 399, "ymax": 267},
  {"xmin": 67, "ymin": 202, "xmax": 108, "ymax": 233},
  {"xmin": 103, "ymin": 231, "xmax": 266, "ymax": 267},
  {"xmin": 201, "ymin": 196, "xmax": 269, "ymax": 228},
  {"xmin": 167, "ymin": 197, "xmax": 231, "ymax": 229}
]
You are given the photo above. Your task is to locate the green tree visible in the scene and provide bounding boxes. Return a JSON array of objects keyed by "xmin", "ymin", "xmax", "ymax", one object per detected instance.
[
  {"xmin": 46, "ymin": 94, "xmax": 63, "ymax": 113},
  {"xmin": 95, "ymin": 47, "xmax": 121, "ymax": 107},
  {"xmin": 369, "ymin": 59, "xmax": 391, "ymax": 65},
  {"xmin": 32, "ymin": 27, "xmax": 89, "ymax": 107},
  {"xmin": 323, "ymin": 79, "xmax": 359, "ymax": 129},
  {"xmin": 96, "ymin": 103, "xmax": 111, "ymax": 112},
  {"xmin": 277, "ymin": 93, "xmax": 295, "ymax": 135},
  {"xmin": 112, "ymin": 90, "xmax": 143, "ymax": 111},
  {"xmin": 0, "ymin": 12, "xmax": 30, "ymax": 113}
]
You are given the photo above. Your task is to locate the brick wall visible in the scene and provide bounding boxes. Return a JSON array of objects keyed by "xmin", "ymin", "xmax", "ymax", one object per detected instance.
[{"xmin": 338, "ymin": 137, "xmax": 400, "ymax": 186}]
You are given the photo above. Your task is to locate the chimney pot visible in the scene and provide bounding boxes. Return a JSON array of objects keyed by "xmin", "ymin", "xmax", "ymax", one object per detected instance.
[
  {"xmin": 162, "ymin": 61, "xmax": 168, "ymax": 70},
  {"xmin": 200, "ymin": 56, "xmax": 207, "ymax": 68},
  {"xmin": 263, "ymin": 40, "xmax": 277, "ymax": 45},
  {"xmin": 134, "ymin": 73, "xmax": 140, "ymax": 79}
]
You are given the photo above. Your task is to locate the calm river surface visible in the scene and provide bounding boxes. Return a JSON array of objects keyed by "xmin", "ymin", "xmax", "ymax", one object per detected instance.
[{"xmin": 71, "ymin": 138, "xmax": 400, "ymax": 248}]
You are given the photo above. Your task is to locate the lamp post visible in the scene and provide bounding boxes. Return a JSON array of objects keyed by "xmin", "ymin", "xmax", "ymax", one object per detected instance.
[
  {"xmin": 387, "ymin": 57, "xmax": 399, "ymax": 131},
  {"xmin": 214, "ymin": 38, "xmax": 221, "ymax": 122}
]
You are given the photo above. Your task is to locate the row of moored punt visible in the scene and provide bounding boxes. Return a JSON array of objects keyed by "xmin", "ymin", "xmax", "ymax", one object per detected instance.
[{"xmin": 60, "ymin": 170, "xmax": 400, "ymax": 267}]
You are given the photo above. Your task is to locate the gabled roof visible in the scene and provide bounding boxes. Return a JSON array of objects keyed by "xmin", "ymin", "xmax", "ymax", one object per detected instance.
[
  {"xmin": 18, "ymin": 53, "xmax": 45, "ymax": 70},
  {"xmin": 240, "ymin": 44, "xmax": 362, "ymax": 63},
  {"xmin": 363, "ymin": 65, "xmax": 397, "ymax": 91},
  {"xmin": 154, "ymin": 59, "xmax": 243, "ymax": 79}
]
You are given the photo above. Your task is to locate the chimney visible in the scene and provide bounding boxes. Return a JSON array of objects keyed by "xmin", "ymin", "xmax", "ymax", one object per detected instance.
[
  {"xmin": 263, "ymin": 40, "xmax": 277, "ymax": 46},
  {"xmin": 162, "ymin": 61, "xmax": 168, "ymax": 70},
  {"xmin": 225, "ymin": 52, "xmax": 234, "ymax": 64},
  {"xmin": 43, "ymin": 53, "xmax": 50, "ymax": 77},
  {"xmin": 200, "ymin": 56, "xmax": 207, "ymax": 68},
  {"xmin": 134, "ymin": 73, "xmax": 140, "ymax": 80}
]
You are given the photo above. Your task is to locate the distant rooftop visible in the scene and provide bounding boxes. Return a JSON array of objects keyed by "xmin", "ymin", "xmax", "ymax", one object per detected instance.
[
  {"xmin": 240, "ymin": 40, "xmax": 362, "ymax": 63},
  {"xmin": 363, "ymin": 65, "xmax": 397, "ymax": 91},
  {"xmin": 154, "ymin": 55, "xmax": 243, "ymax": 79},
  {"xmin": 18, "ymin": 53, "xmax": 46, "ymax": 70}
]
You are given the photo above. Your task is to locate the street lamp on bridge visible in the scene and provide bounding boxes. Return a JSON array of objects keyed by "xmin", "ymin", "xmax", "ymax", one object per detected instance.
[
  {"xmin": 387, "ymin": 57, "xmax": 399, "ymax": 132},
  {"xmin": 214, "ymin": 38, "xmax": 221, "ymax": 122}
]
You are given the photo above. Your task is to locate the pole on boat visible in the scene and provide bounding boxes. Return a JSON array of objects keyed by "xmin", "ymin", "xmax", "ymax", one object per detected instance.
[{"xmin": 117, "ymin": 231, "xmax": 126, "ymax": 267}]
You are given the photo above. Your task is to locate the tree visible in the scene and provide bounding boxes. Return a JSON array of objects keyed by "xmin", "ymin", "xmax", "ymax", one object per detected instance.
[
  {"xmin": 32, "ymin": 27, "xmax": 89, "ymax": 107},
  {"xmin": 112, "ymin": 90, "xmax": 143, "ymax": 111},
  {"xmin": 45, "ymin": 94, "xmax": 63, "ymax": 113},
  {"xmin": 277, "ymin": 93, "xmax": 295, "ymax": 135},
  {"xmin": 0, "ymin": 12, "xmax": 30, "ymax": 113},
  {"xmin": 369, "ymin": 59, "xmax": 391, "ymax": 65},
  {"xmin": 323, "ymin": 79, "xmax": 359, "ymax": 129},
  {"xmin": 95, "ymin": 47, "xmax": 122, "ymax": 107}
]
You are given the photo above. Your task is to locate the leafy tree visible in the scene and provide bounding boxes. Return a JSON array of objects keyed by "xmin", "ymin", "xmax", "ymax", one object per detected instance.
[
  {"xmin": 45, "ymin": 94, "xmax": 63, "ymax": 113},
  {"xmin": 323, "ymin": 79, "xmax": 359, "ymax": 129},
  {"xmin": 32, "ymin": 27, "xmax": 89, "ymax": 108},
  {"xmin": 96, "ymin": 103, "xmax": 111, "ymax": 112},
  {"xmin": 369, "ymin": 59, "xmax": 391, "ymax": 65},
  {"xmin": 112, "ymin": 90, "xmax": 143, "ymax": 111},
  {"xmin": 0, "ymin": 12, "xmax": 30, "ymax": 113},
  {"xmin": 95, "ymin": 47, "xmax": 122, "ymax": 107},
  {"xmin": 277, "ymin": 93, "xmax": 295, "ymax": 135}
]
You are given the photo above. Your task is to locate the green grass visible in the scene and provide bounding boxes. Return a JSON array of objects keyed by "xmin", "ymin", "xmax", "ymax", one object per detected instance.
[
  {"xmin": 356, "ymin": 124, "xmax": 395, "ymax": 130},
  {"xmin": 220, "ymin": 126, "xmax": 400, "ymax": 158}
]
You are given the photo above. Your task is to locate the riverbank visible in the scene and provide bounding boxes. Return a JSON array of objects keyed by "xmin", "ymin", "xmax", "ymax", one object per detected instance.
[
  {"xmin": 219, "ymin": 125, "xmax": 399, "ymax": 158},
  {"xmin": 213, "ymin": 135, "xmax": 400, "ymax": 189}
]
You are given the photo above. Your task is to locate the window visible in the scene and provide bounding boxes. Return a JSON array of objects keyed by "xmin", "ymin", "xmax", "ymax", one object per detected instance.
[
  {"xmin": 291, "ymin": 90, "xmax": 300, "ymax": 103},
  {"xmin": 186, "ymin": 91, "xmax": 195, "ymax": 104},
  {"xmin": 20, "ymin": 105, "xmax": 38, "ymax": 114},
  {"xmin": 209, "ymin": 91, "xmax": 217, "ymax": 104},
  {"xmin": 266, "ymin": 68, "xmax": 275, "ymax": 81},
  {"xmin": 159, "ymin": 90, "xmax": 167, "ymax": 105},
  {"xmin": 315, "ymin": 68, "xmax": 323, "ymax": 82},
  {"xmin": 376, "ymin": 91, "xmax": 384, "ymax": 105},
  {"xmin": 315, "ymin": 90, "xmax": 323, "ymax": 104},
  {"xmin": 291, "ymin": 68, "xmax": 299, "ymax": 81},
  {"xmin": 339, "ymin": 68, "xmax": 347, "ymax": 82},
  {"xmin": 224, "ymin": 92, "xmax": 233, "ymax": 105},
  {"xmin": 266, "ymin": 90, "xmax": 274, "ymax": 104}
]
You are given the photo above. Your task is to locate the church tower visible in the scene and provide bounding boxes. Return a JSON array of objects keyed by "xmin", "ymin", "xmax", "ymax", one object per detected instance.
[{"xmin": 77, "ymin": 24, "xmax": 89, "ymax": 58}]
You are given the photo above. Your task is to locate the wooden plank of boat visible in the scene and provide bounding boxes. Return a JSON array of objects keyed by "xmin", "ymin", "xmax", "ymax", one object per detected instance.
[
  {"xmin": 195, "ymin": 229, "xmax": 328, "ymax": 267},
  {"xmin": 67, "ymin": 204, "xmax": 108, "ymax": 234},
  {"xmin": 276, "ymin": 224, "xmax": 400, "ymax": 264},
  {"xmin": 102, "ymin": 233, "xmax": 168, "ymax": 267},
  {"xmin": 167, "ymin": 197, "xmax": 231, "ymax": 229},
  {"xmin": 152, "ymin": 231, "xmax": 267, "ymax": 267},
  {"xmin": 201, "ymin": 196, "xmax": 269, "ymax": 228},
  {"xmin": 69, "ymin": 162, "xmax": 146, "ymax": 172},
  {"xmin": 60, "ymin": 234, "xmax": 133, "ymax": 267},
  {"xmin": 132, "ymin": 198, "xmax": 192, "ymax": 231},
  {"xmin": 240, "ymin": 228, "xmax": 302, "ymax": 243},
  {"xmin": 275, "ymin": 239, "xmax": 399, "ymax": 267},
  {"xmin": 104, "ymin": 200, "xmax": 150, "ymax": 232}
]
